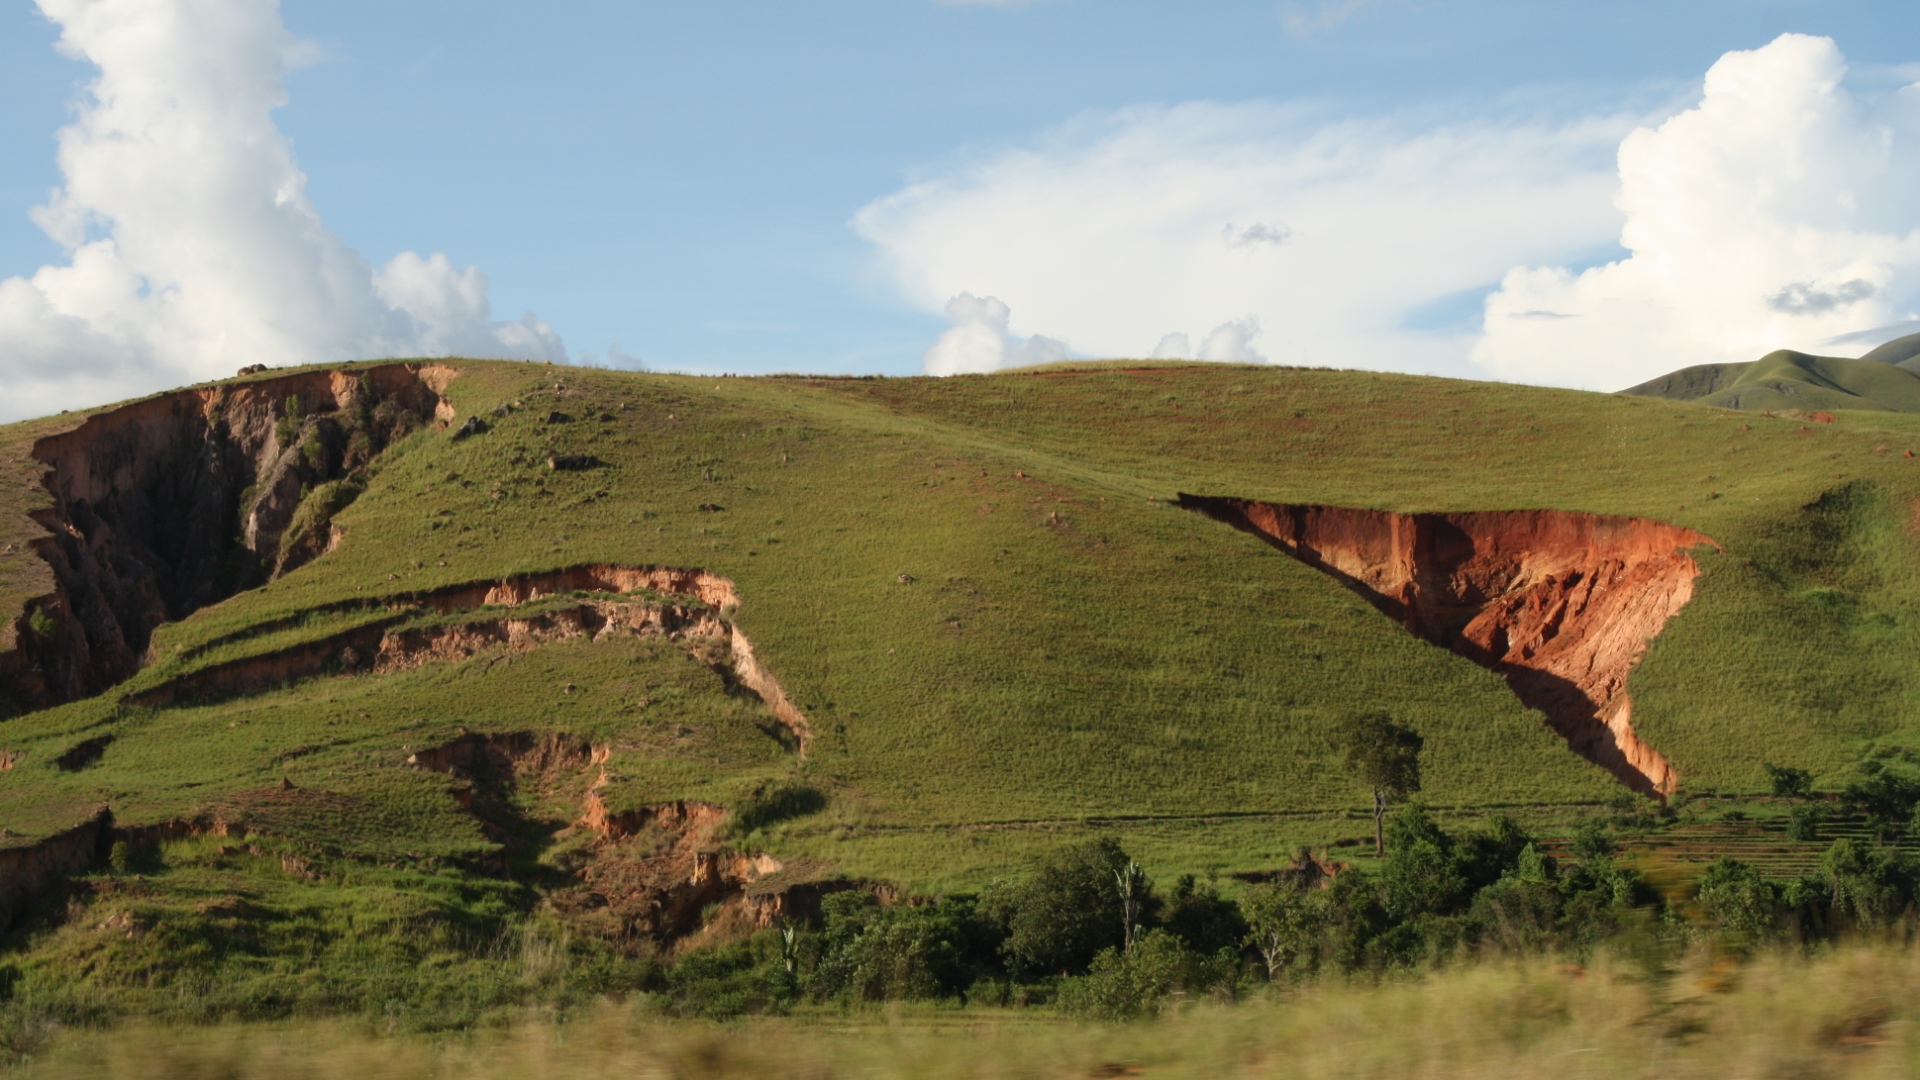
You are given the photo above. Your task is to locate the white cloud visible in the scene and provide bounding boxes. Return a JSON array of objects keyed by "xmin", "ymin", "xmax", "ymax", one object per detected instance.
[
  {"xmin": 1150, "ymin": 332, "xmax": 1192, "ymax": 360},
  {"xmin": 0, "ymin": 0, "xmax": 565, "ymax": 421},
  {"xmin": 857, "ymin": 102, "xmax": 1630, "ymax": 377},
  {"xmin": 1147, "ymin": 318, "xmax": 1266, "ymax": 362},
  {"xmin": 1474, "ymin": 34, "xmax": 1920, "ymax": 390},
  {"xmin": 1198, "ymin": 317, "xmax": 1265, "ymax": 362},
  {"xmin": 921, "ymin": 292, "xmax": 1068, "ymax": 375}
]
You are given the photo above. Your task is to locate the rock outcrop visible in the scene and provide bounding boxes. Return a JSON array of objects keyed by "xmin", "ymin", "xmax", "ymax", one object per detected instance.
[
  {"xmin": 3, "ymin": 364, "xmax": 457, "ymax": 708},
  {"xmin": 1176, "ymin": 495, "xmax": 1715, "ymax": 796}
]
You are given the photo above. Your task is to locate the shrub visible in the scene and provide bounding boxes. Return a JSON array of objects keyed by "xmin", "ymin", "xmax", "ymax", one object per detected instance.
[
  {"xmin": 1242, "ymin": 880, "xmax": 1328, "ymax": 982},
  {"xmin": 1823, "ymin": 838, "xmax": 1916, "ymax": 930},
  {"xmin": 1787, "ymin": 804, "xmax": 1824, "ymax": 842},
  {"xmin": 1164, "ymin": 875, "xmax": 1248, "ymax": 956},
  {"xmin": 982, "ymin": 838, "xmax": 1140, "ymax": 978},
  {"xmin": 805, "ymin": 893, "xmax": 994, "ymax": 1003},
  {"xmin": 1055, "ymin": 930, "xmax": 1226, "ymax": 1020},
  {"xmin": 1569, "ymin": 820, "xmax": 1618, "ymax": 864},
  {"xmin": 1765, "ymin": 763, "xmax": 1815, "ymax": 800},
  {"xmin": 1696, "ymin": 857, "xmax": 1780, "ymax": 937},
  {"xmin": 1842, "ymin": 761, "xmax": 1920, "ymax": 838}
]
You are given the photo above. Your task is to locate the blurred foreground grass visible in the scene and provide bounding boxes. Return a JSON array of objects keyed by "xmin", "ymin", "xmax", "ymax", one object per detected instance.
[{"xmin": 10, "ymin": 944, "xmax": 1920, "ymax": 1079}]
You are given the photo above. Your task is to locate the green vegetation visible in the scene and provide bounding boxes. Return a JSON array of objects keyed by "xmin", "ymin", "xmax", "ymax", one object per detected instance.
[
  {"xmin": 8, "ymin": 357, "xmax": 1920, "ymax": 1036},
  {"xmin": 1623, "ymin": 331, "xmax": 1920, "ymax": 413},
  {"xmin": 1339, "ymin": 712, "xmax": 1423, "ymax": 855}
]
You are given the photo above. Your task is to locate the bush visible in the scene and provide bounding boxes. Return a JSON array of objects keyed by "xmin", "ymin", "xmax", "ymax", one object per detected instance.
[
  {"xmin": 1841, "ymin": 759, "xmax": 1920, "ymax": 837},
  {"xmin": 1164, "ymin": 875, "xmax": 1248, "ymax": 956},
  {"xmin": 981, "ymin": 838, "xmax": 1140, "ymax": 978},
  {"xmin": 1823, "ymin": 838, "xmax": 1916, "ymax": 930},
  {"xmin": 1242, "ymin": 880, "xmax": 1329, "ymax": 982},
  {"xmin": 807, "ymin": 893, "xmax": 979, "ymax": 1002},
  {"xmin": 1765, "ymin": 763, "xmax": 1815, "ymax": 800},
  {"xmin": 1787, "ymin": 804, "xmax": 1824, "ymax": 842},
  {"xmin": 1696, "ymin": 857, "xmax": 1780, "ymax": 937},
  {"xmin": 1055, "ymin": 930, "xmax": 1228, "ymax": 1020}
]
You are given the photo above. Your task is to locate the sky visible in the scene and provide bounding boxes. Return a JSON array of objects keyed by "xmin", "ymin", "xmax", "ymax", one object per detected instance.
[{"xmin": 1, "ymin": 1, "xmax": 1919, "ymax": 419}]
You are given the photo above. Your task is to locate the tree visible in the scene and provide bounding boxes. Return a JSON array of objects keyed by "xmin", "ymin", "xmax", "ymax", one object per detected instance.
[
  {"xmin": 1115, "ymin": 860, "xmax": 1149, "ymax": 954},
  {"xmin": 1764, "ymin": 763, "xmax": 1814, "ymax": 800},
  {"xmin": 1165, "ymin": 875, "xmax": 1249, "ymax": 956},
  {"xmin": 1841, "ymin": 759, "xmax": 1920, "ymax": 838},
  {"xmin": 1697, "ymin": 857, "xmax": 1781, "ymax": 937},
  {"xmin": 982, "ymin": 838, "xmax": 1141, "ymax": 976},
  {"xmin": 1242, "ymin": 880, "xmax": 1329, "ymax": 983},
  {"xmin": 1339, "ymin": 712, "xmax": 1423, "ymax": 854},
  {"xmin": 1823, "ymin": 837, "xmax": 1916, "ymax": 930}
]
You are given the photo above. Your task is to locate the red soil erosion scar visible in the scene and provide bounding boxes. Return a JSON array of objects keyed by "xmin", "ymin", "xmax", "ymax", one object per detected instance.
[
  {"xmin": 1, "ymin": 364, "xmax": 456, "ymax": 708},
  {"xmin": 1175, "ymin": 495, "xmax": 1719, "ymax": 798}
]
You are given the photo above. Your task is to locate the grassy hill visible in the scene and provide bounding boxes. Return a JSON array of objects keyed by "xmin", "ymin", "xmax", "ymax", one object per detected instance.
[
  {"xmin": 5, "ymin": 358, "xmax": 1920, "ymax": 1018},
  {"xmin": 1621, "ymin": 331, "xmax": 1920, "ymax": 413}
]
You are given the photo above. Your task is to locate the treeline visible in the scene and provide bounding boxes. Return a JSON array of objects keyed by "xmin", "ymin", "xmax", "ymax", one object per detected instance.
[{"xmin": 655, "ymin": 803, "xmax": 1920, "ymax": 1020}]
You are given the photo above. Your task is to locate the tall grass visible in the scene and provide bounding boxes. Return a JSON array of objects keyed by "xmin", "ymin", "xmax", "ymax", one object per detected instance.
[{"xmin": 9, "ymin": 944, "xmax": 1920, "ymax": 1078}]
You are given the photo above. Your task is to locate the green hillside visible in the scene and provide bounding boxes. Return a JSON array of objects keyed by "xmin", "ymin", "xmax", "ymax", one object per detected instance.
[
  {"xmin": 5, "ymin": 358, "xmax": 1920, "ymax": 1019},
  {"xmin": 1622, "ymin": 331, "xmax": 1920, "ymax": 413},
  {"xmin": 1862, "ymin": 330, "xmax": 1920, "ymax": 368}
]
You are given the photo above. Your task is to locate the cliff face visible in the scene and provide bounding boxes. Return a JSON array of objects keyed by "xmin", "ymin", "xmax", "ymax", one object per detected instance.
[
  {"xmin": 1177, "ymin": 495, "xmax": 1716, "ymax": 796},
  {"xmin": 2, "ymin": 365, "xmax": 456, "ymax": 708}
]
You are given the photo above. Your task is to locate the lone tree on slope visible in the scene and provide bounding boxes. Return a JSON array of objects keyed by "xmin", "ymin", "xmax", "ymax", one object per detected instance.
[{"xmin": 1340, "ymin": 711, "xmax": 1423, "ymax": 855}]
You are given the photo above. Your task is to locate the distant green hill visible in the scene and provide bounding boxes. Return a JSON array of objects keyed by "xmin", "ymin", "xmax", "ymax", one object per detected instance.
[
  {"xmin": 1623, "ymin": 332, "xmax": 1920, "ymax": 413},
  {"xmin": 1861, "ymin": 328, "xmax": 1920, "ymax": 368}
]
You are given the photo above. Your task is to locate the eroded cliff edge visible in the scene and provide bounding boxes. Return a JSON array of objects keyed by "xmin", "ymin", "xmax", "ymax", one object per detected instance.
[
  {"xmin": 1, "ymin": 364, "xmax": 457, "ymax": 710},
  {"xmin": 1176, "ymin": 495, "xmax": 1716, "ymax": 796}
]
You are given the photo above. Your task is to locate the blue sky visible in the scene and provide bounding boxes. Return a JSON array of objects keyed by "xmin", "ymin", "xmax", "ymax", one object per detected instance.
[{"xmin": 2, "ymin": 0, "xmax": 1918, "ymax": 416}]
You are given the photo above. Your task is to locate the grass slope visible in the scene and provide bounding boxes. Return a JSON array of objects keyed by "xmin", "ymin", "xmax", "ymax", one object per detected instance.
[
  {"xmin": 5, "ymin": 359, "xmax": 1920, "ymax": 899},
  {"xmin": 1623, "ymin": 346, "xmax": 1920, "ymax": 414}
]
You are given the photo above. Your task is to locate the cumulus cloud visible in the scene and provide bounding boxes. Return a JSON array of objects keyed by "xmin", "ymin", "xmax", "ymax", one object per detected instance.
[
  {"xmin": 0, "ymin": 0, "xmax": 565, "ymax": 421},
  {"xmin": 1149, "ymin": 318, "xmax": 1266, "ymax": 362},
  {"xmin": 1473, "ymin": 34, "xmax": 1920, "ymax": 389},
  {"xmin": 921, "ymin": 293, "xmax": 1069, "ymax": 375},
  {"xmin": 858, "ymin": 102, "xmax": 1629, "ymax": 376}
]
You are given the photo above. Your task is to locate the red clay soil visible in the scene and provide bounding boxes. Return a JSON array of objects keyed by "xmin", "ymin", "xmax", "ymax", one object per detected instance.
[
  {"xmin": 3, "ymin": 364, "xmax": 457, "ymax": 706},
  {"xmin": 122, "ymin": 564, "xmax": 811, "ymax": 753},
  {"xmin": 405, "ymin": 729, "xmax": 836, "ymax": 945},
  {"xmin": 1176, "ymin": 495, "xmax": 1717, "ymax": 796}
]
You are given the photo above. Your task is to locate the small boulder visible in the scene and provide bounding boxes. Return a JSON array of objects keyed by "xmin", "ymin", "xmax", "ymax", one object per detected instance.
[
  {"xmin": 698, "ymin": 502, "xmax": 725, "ymax": 513},
  {"xmin": 545, "ymin": 410, "xmax": 575, "ymax": 424},
  {"xmin": 451, "ymin": 416, "xmax": 489, "ymax": 440},
  {"xmin": 547, "ymin": 452, "xmax": 603, "ymax": 471},
  {"xmin": 236, "ymin": 363, "xmax": 268, "ymax": 376}
]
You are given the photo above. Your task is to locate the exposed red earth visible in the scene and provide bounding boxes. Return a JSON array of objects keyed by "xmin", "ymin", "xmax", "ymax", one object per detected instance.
[{"xmin": 1177, "ymin": 495, "xmax": 1716, "ymax": 796}]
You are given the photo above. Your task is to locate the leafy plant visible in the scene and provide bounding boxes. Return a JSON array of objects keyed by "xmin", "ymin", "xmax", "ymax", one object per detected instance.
[{"xmin": 1339, "ymin": 712, "xmax": 1424, "ymax": 855}]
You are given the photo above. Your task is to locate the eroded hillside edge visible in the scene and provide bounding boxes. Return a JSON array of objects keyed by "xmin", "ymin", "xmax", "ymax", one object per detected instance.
[
  {"xmin": 0, "ymin": 364, "xmax": 458, "ymax": 710},
  {"xmin": 1176, "ymin": 494, "xmax": 1715, "ymax": 797}
]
